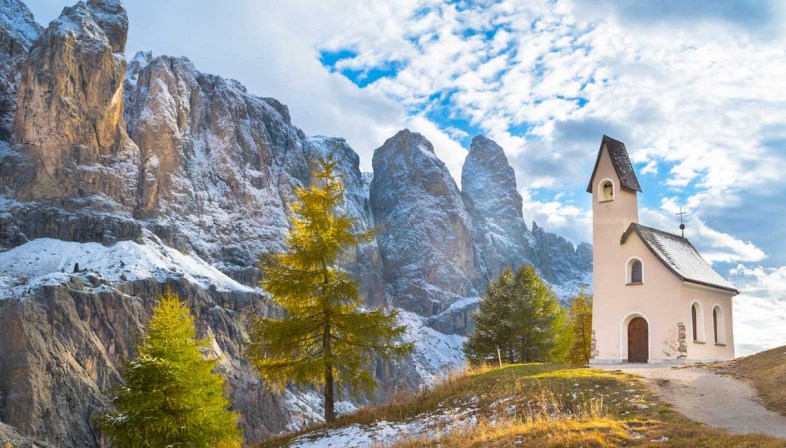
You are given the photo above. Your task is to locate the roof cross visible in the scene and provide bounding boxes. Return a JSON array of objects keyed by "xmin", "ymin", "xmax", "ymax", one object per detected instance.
[{"xmin": 676, "ymin": 207, "xmax": 687, "ymax": 237}]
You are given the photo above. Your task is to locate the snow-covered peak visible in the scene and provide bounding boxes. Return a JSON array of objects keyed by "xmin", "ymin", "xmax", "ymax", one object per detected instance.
[
  {"xmin": 40, "ymin": 0, "xmax": 128, "ymax": 54},
  {"xmin": 125, "ymin": 50, "xmax": 152, "ymax": 84},
  {"xmin": 0, "ymin": 0, "xmax": 42, "ymax": 49},
  {"xmin": 462, "ymin": 134, "xmax": 523, "ymax": 222},
  {"xmin": 461, "ymin": 135, "xmax": 533, "ymax": 279},
  {"xmin": 370, "ymin": 129, "xmax": 486, "ymax": 317}
]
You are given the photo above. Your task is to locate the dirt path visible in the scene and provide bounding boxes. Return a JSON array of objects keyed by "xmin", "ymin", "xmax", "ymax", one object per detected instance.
[{"xmin": 596, "ymin": 364, "xmax": 786, "ymax": 439}]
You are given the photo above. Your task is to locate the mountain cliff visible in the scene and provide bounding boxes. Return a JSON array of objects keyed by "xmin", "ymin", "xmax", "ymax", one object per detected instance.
[
  {"xmin": 370, "ymin": 130, "xmax": 486, "ymax": 317},
  {"xmin": 462, "ymin": 135, "xmax": 536, "ymax": 280},
  {"xmin": 0, "ymin": 0, "xmax": 40, "ymax": 141},
  {"xmin": 0, "ymin": 1, "xmax": 592, "ymax": 446}
]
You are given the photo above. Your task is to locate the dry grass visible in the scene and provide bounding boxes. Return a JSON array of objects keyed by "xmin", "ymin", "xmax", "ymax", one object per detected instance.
[
  {"xmin": 262, "ymin": 363, "xmax": 786, "ymax": 448},
  {"xmin": 713, "ymin": 345, "xmax": 786, "ymax": 418},
  {"xmin": 391, "ymin": 416, "xmax": 783, "ymax": 448}
]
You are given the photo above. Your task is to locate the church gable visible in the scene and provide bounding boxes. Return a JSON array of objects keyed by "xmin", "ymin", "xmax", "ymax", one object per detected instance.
[
  {"xmin": 586, "ymin": 135, "xmax": 642, "ymax": 193},
  {"xmin": 621, "ymin": 223, "xmax": 739, "ymax": 294}
]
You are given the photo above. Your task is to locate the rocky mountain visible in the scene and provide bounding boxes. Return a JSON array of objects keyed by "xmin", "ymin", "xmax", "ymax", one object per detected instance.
[
  {"xmin": 462, "ymin": 135, "xmax": 536, "ymax": 280},
  {"xmin": 370, "ymin": 130, "xmax": 486, "ymax": 317},
  {"xmin": 0, "ymin": 0, "xmax": 40, "ymax": 141},
  {"xmin": 0, "ymin": 1, "xmax": 591, "ymax": 446}
]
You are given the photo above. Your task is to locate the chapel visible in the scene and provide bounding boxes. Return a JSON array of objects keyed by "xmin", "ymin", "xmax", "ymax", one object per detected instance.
[{"xmin": 587, "ymin": 135, "xmax": 738, "ymax": 364}]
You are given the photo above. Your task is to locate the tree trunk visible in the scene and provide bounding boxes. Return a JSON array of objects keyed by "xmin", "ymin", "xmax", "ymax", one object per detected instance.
[
  {"xmin": 324, "ymin": 359, "xmax": 335, "ymax": 423},
  {"xmin": 321, "ymin": 264, "xmax": 336, "ymax": 423}
]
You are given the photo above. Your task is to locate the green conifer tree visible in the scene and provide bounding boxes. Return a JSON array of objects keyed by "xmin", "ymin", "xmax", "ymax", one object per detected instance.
[
  {"xmin": 98, "ymin": 291, "xmax": 241, "ymax": 448},
  {"xmin": 566, "ymin": 289, "xmax": 593, "ymax": 364},
  {"xmin": 465, "ymin": 265, "xmax": 566, "ymax": 365},
  {"xmin": 246, "ymin": 153, "xmax": 413, "ymax": 423}
]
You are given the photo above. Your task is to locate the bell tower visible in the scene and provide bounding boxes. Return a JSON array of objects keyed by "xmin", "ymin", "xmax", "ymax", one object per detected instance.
[
  {"xmin": 587, "ymin": 135, "xmax": 641, "ymax": 257},
  {"xmin": 587, "ymin": 135, "xmax": 642, "ymax": 361}
]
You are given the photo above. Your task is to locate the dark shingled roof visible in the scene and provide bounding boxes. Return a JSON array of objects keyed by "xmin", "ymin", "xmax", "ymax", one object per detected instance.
[
  {"xmin": 622, "ymin": 223, "xmax": 739, "ymax": 294},
  {"xmin": 586, "ymin": 135, "xmax": 642, "ymax": 193}
]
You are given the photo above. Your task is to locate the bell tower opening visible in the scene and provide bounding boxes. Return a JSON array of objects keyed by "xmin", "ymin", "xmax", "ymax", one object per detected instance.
[{"xmin": 599, "ymin": 179, "xmax": 614, "ymax": 202}]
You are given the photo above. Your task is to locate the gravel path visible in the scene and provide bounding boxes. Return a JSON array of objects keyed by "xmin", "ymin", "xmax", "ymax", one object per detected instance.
[{"xmin": 596, "ymin": 364, "xmax": 786, "ymax": 439}]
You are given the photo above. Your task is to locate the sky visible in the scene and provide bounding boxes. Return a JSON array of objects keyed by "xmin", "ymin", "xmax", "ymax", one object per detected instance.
[{"xmin": 23, "ymin": 0, "xmax": 786, "ymax": 356}]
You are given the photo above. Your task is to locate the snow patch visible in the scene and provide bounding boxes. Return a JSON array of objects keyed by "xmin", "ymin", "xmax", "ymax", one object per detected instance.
[
  {"xmin": 288, "ymin": 403, "xmax": 477, "ymax": 447},
  {"xmin": 399, "ymin": 311, "xmax": 466, "ymax": 384},
  {"xmin": 0, "ymin": 235, "xmax": 255, "ymax": 299}
]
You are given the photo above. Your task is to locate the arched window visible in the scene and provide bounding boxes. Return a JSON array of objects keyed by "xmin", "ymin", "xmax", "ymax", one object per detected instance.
[
  {"xmin": 691, "ymin": 301, "xmax": 705, "ymax": 343},
  {"xmin": 599, "ymin": 179, "xmax": 614, "ymax": 202},
  {"xmin": 631, "ymin": 260, "xmax": 642, "ymax": 283},
  {"xmin": 713, "ymin": 305, "xmax": 726, "ymax": 345},
  {"xmin": 692, "ymin": 305, "xmax": 697, "ymax": 341},
  {"xmin": 626, "ymin": 257, "xmax": 643, "ymax": 284}
]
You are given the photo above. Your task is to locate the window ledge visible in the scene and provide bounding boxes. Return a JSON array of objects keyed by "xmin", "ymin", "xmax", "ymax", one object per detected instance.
[
  {"xmin": 599, "ymin": 199, "xmax": 614, "ymax": 203},
  {"xmin": 693, "ymin": 340, "xmax": 706, "ymax": 344},
  {"xmin": 715, "ymin": 343, "xmax": 727, "ymax": 347},
  {"xmin": 626, "ymin": 282, "xmax": 643, "ymax": 286}
]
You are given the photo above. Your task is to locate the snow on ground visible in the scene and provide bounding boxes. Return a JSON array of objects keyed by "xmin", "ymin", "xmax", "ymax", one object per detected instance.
[
  {"xmin": 284, "ymin": 390, "xmax": 358, "ymax": 432},
  {"xmin": 288, "ymin": 403, "xmax": 478, "ymax": 448},
  {"xmin": 398, "ymin": 310, "xmax": 467, "ymax": 385},
  {"xmin": 0, "ymin": 234, "xmax": 255, "ymax": 298}
]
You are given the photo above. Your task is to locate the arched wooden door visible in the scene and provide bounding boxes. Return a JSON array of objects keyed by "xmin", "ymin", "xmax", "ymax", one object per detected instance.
[{"xmin": 627, "ymin": 317, "xmax": 648, "ymax": 363}]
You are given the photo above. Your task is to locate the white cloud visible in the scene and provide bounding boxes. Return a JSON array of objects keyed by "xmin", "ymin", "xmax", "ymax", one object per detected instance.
[
  {"xmin": 520, "ymin": 188, "xmax": 591, "ymax": 245},
  {"xmin": 729, "ymin": 264, "xmax": 786, "ymax": 355}
]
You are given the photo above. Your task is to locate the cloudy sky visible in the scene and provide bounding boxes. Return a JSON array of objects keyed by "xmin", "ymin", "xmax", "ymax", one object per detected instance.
[{"xmin": 25, "ymin": 0, "xmax": 786, "ymax": 356}]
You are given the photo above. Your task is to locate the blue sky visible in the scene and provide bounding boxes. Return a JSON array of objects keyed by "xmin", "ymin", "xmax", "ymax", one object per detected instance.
[{"xmin": 23, "ymin": 0, "xmax": 786, "ymax": 355}]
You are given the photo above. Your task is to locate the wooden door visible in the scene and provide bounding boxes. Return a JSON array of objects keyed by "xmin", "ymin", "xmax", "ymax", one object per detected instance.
[{"xmin": 627, "ymin": 317, "xmax": 648, "ymax": 363}]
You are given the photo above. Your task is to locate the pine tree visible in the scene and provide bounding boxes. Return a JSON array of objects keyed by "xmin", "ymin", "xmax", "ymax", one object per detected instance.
[
  {"xmin": 98, "ymin": 291, "xmax": 242, "ymax": 448},
  {"xmin": 246, "ymin": 153, "xmax": 413, "ymax": 423},
  {"xmin": 566, "ymin": 289, "xmax": 593, "ymax": 364},
  {"xmin": 464, "ymin": 268, "xmax": 516, "ymax": 366},
  {"xmin": 465, "ymin": 265, "xmax": 566, "ymax": 365}
]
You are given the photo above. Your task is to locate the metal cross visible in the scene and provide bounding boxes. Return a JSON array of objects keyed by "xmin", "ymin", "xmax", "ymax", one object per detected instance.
[{"xmin": 676, "ymin": 207, "xmax": 687, "ymax": 237}]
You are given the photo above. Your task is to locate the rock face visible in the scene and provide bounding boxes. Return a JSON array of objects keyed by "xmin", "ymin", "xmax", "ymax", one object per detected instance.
[
  {"xmin": 304, "ymin": 136, "xmax": 386, "ymax": 307},
  {"xmin": 0, "ymin": 0, "xmax": 41, "ymax": 141},
  {"xmin": 370, "ymin": 130, "xmax": 486, "ymax": 316},
  {"xmin": 0, "ymin": 269, "xmax": 290, "ymax": 447},
  {"xmin": 531, "ymin": 222, "xmax": 593, "ymax": 294},
  {"xmin": 7, "ymin": 0, "xmax": 138, "ymax": 206},
  {"xmin": 462, "ymin": 135, "xmax": 536, "ymax": 280},
  {"xmin": 0, "ymin": 0, "xmax": 593, "ymax": 446},
  {"xmin": 123, "ymin": 52, "xmax": 313, "ymax": 282}
]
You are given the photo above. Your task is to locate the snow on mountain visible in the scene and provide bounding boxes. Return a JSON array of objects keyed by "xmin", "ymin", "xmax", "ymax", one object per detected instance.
[
  {"xmin": 462, "ymin": 135, "xmax": 537, "ymax": 280},
  {"xmin": 0, "ymin": 0, "xmax": 41, "ymax": 140},
  {"xmin": 370, "ymin": 129, "xmax": 487, "ymax": 317},
  {"xmin": 0, "ymin": 234, "xmax": 255, "ymax": 299},
  {"xmin": 0, "ymin": 0, "xmax": 41, "ymax": 48},
  {"xmin": 398, "ymin": 310, "xmax": 467, "ymax": 384}
]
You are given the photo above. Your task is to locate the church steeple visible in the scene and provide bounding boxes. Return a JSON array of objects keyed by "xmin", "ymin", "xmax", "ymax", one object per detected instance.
[
  {"xmin": 587, "ymin": 135, "xmax": 642, "ymax": 194},
  {"xmin": 588, "ymin": 135, "xmax": 640, "ymax": 234}
]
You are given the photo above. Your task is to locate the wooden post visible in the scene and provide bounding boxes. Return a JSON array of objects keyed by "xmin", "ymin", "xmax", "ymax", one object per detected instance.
[{"xmin": 497, "ymin": 346, "xmax": 503, "ymax": 368}]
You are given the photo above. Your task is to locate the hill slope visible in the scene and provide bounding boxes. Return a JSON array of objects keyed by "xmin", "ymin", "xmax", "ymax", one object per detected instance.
[
  {"xmin": 714, "ymin": 345, "xmax": 786, "ymax": 418},
  {"xmin": 270, "ymin": 364, "xmax": 784, "ymax": 448}
]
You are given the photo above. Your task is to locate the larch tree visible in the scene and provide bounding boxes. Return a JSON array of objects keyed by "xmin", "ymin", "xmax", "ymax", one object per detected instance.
[
  {"xmin": 567, "ymin": 289, "xmax": 593, "ymax": 364},
  {"xmin": 464, "ymin": 265, "xmax": 567, "ymax": 365},
  {"xmin": 246, "ymin": 153, "xmax": 413, "ymax": 423},
  {"xmin": 99, "ymin": 290, "xmax": 241, "ymax": 448}
]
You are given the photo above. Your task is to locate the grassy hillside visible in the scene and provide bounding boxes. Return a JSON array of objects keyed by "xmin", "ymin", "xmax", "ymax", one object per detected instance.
[
  {"xmin": 265, "ymin": 364, "xmax": 783, "ymax": 447},
  {"xmin": 714, "ymin": 346, "xmax": 786, "ymax": 417}
]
